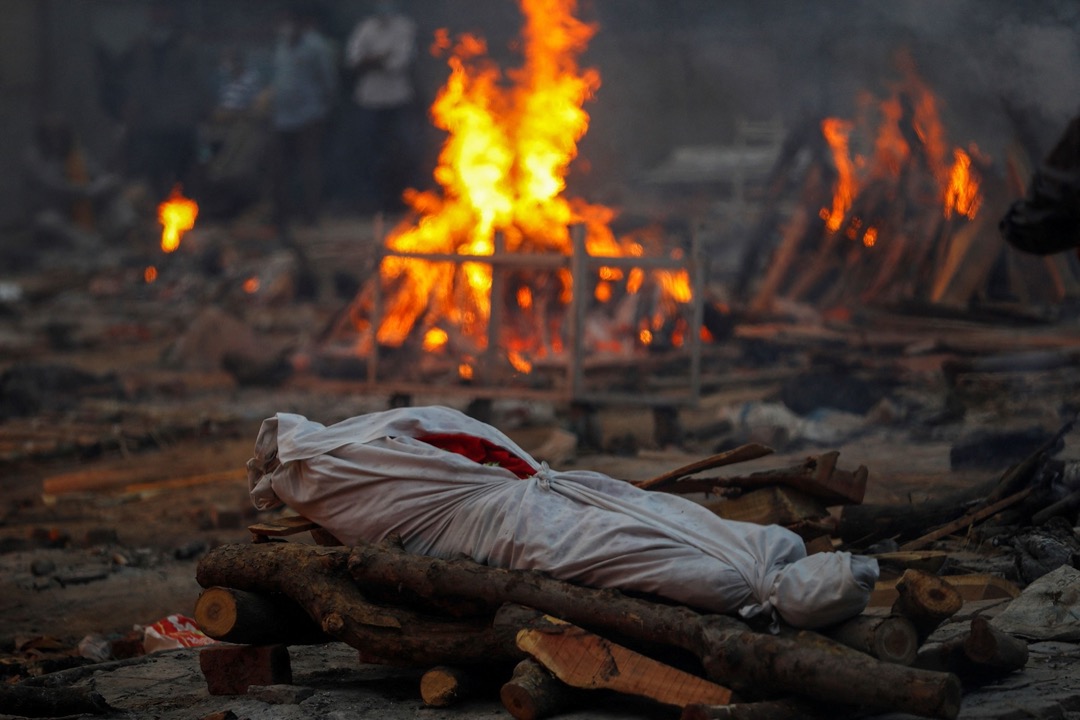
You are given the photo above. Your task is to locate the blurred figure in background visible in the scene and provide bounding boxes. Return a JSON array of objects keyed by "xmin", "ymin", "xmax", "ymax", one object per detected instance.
[
  {"xmin": 269, "ymin": 4, "xmax": 337, "ymax": 237},
  {"xmin": 24, "ymin": 114, "xmax": 136, "ymax": 252},
  {"xmin": 124, "ymin": 2, "xmax": 208, "ymax": 198},
  {"xmin": 1001, "ymin": 111, "xmax": 1080, "ymax": 257},
  {"xmin": 344, "ymin": 0, "xmax": 419, "ymax": 214},
  {"xmin": 197, "ymin": 48, "xmax": 270, "ymax": 219}
]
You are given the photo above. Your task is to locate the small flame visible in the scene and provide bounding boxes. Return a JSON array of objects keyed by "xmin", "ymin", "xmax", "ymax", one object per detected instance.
[
  {"xmin": 517, "ymin": 286, "xmax": 533, "ymax": 310},
  {"xmin": 944, "ymin": 147, "xmax": 982, "ymax": 219},
  {"xmin": 243, "ymin": 277, "xmax": 260, "ymax": 294},
  {"xmin": 508, "ymin": 350, "xmax": 532, "ymax": 373},
  {"xmin": 144, "ymin": 265, "xmax": 158, "ymax": 283},
  {"xmin": 594, "ymin": 280, "xmax": 612, "ymax": 303},
  {"xmin": 820, "ymin": 118, "xmax": 857, "ymax": 232},
  {"xmin": 157, "ymin": 185, "xmax": 198, "ymax": 253},
  {"xmin": 459, "ymin": 363, "xmax": 474, "ymax": 380},
  {"xmin": 423, "ymin": 327, "xmax": 450, "ymax": 351},
  {"xmin": 639, "ymin": 328, "xmax": 652, "ymax": 345},
  {"xmin": 863, "ymin": 227, "xmax": 878, "ymax": 247}
]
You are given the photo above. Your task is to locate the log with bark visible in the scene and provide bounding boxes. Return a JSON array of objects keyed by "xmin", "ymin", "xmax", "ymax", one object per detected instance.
[
  {"xmin": 501, "ymin": 658, "xmax": 576, "ymax": 720},
  {"xmin": 821, "ymin": 614, "xmax": 919, "ymax": 665},
  {"xmin": 197, "ymin": 540, "xmax": 962, "ymax": 719},
  {"xmin": 915, "ymin": 617, "xmax": 1029, "ymax": 684},
  {"xmin": 892, "ymin": 570, "xmax": 964, "ymax": 643},
  {"xmin": 195, "ymin": 586, "xmax": 332, "ymax": 645},
  {"xmin": 682, "ymin": 699, "xmax": 820, "ymax": 720}
]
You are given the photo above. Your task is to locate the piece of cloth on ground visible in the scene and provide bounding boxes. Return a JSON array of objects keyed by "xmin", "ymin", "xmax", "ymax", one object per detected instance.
[{"xmin": 247, "ymin": 406, "xmax": 878, "ymax": 628}]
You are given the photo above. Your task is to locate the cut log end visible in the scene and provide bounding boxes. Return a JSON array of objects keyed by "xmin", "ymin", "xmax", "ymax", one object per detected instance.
[
  {"xmin": 420, "ymin": 665, "xmax": 473, "ymax": 707},
  {"xmin": 500, "ymin": 659, "xmax": 573, "ymax": 720}
]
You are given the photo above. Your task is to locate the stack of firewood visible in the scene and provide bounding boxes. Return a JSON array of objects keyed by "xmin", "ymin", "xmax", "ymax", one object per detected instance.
[{"xmin": 192, "ymin": 440, "xmax": 1034, "ymax": 720}]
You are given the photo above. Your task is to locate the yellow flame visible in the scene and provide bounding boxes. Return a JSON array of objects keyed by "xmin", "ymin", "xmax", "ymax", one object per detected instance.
[
  {"xmin": 157, "ymin": 185, "xmax": 198, "ymax": 253},
  {"xmin": 944, "ymin": 147, "xmax": 982, "ymax": 219},
  {"xmin": 508, "ymin": 350, "xmax": 533, "ymax": 373},
  {"xmin": 423, "ymin": 327, "xmax": 449, "ymax": 351},
  {"xmin": 820, "ymin": 118, "xmax": 857, "ymax": 232}
]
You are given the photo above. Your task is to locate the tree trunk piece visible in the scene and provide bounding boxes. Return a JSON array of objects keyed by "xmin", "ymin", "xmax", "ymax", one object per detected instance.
[
  {"xmin": 197, "ymin": 541, "xmax": 961, "ymax": 719},
  {"xmin": 195, "ymin": 544, "xmax": 522, "ymax": 667},
  {"xmin": 501, "ymin": 658, "xmax": 576, "ymax": 720},
  {"xmin": 822, "ymin": 614, "xmax": 919, "ymax": 665},
  {"xmin": 892, "ymin": 570, "xmax": 963, "ymax": 642},
  {"xmin": 195, "ymin": 586, "xmax": 331, "ymax": 645}
]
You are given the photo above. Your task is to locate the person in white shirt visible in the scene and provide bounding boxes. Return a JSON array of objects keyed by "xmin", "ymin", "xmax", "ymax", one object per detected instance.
[{"xmin": 344, "ymin": 0, "xmax": 420, "ymax": 213}]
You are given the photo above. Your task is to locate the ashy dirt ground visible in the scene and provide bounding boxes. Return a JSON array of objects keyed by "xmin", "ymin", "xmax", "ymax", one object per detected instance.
[{"xmin": 3, "ymin": 215, "xmax": 1080, "ymax": 718}]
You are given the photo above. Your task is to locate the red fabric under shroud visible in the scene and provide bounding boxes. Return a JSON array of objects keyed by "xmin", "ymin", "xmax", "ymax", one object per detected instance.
[{"xmin": 416, "ymin": 433, "xmax": 536, "ymax": 479}]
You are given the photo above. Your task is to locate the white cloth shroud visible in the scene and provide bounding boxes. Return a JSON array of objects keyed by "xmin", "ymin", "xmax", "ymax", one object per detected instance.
[{"xmin": 248, "ymin": 406, "xmax": 878, "ymax": 628}]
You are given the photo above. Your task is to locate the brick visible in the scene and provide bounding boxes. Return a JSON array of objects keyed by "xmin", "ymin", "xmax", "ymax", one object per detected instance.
[{"xmin": 199, "ymin": 644, "xmax": 292, "ymax": 696}]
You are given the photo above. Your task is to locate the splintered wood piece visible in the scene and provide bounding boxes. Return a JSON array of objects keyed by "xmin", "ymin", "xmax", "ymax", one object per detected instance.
[
  {"xmin": 822, "ymin": 614, "xmax": 918, "ymax": 666},
  {"xmin": 420, "ymin": 665, "xmax": 481, "ymax": 707},
  {"xmin": 248, "ymin": 515, "xmax": 321, "ymax": 542},
  {"xmin": 500, "ymin": 659, "xmax": 575, "ymax": 720},
  {"xmin": 892, "ymin": 570, "xmax": 963, "ymax": 641},
  {"xmin": 681, "ymin": 699, "xmax": 811, "ymax": 720},
  {"xmin": 516, "ymin": 615, "xmax": 732, "ymax": 708},
  {"xmin": 707, "ymin": 486, "xmax": 829, "ymax": 527},
  {"xmin": 869, "ymin": 573, "xmax": 1021, "ymax": 608},
  {"xmin": 635, "ymin": 444, "xmax": 775, "ymax": 491},
  {"xmin": 195, "ymin": 587, "xmax": 329, "ymax": 645}
]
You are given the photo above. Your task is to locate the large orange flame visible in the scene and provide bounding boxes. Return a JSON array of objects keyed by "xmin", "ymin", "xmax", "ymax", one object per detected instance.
[
  {"xmin": 371, "ymin": 0, "xmax": 691, "ymax": 365},
  {"xmin": 157, "ymin": 185, "xmax": 198, "ymax": 253}
]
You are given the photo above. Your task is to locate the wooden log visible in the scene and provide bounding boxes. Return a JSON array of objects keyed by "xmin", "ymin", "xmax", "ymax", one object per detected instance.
[
  {"xmin": 682, "ymin": 699, "xmax": 814, "ymax": 720},
  {"xmin": 635, "ymin": 444, "xmax": 775, "ymax": 491},
  {"xmin": 501, "ymin": 659, "xmax": 575, "ymax": 720},
  {"xmin": 420, "ymin": 665, "xmax": 488, "ymax": 707},
  {"xmin": 344, "ymin": 541, "xmax": 959, "ymax": 719},
  {"xmin": 892, "ymin": 570, "xmax": 963, "ymax": 642},
  {"xmin": 915, "ymin": 617, "xmax": 1028, "ymax": 683},
  {"xmin": 198, "ymin": 541, "xmax": 961, "ymax": 719},
  {"xmin": 195, "ymin": 544, "xmax": 522, "ymax": 668},
  {"xmin": 1032, "ymin": 486, "xmax": 1080, "ymax": 525},
  {"xmin": 194, "ymin": 587, "xmax": 331, "ymax": 645},
  {"xmin": 821, "ymin": 614, "xmax": 919, "ymax": 666},
  {"xmin": 898, "ymin": 487, "xmax": 1033, "ymax": 552},
  {"xmin": 0, "ymin": 685, "xmax": 113, "ymax": 716},
  {"xmin": 963, "ymin": 616, "xmax": 1028, "ymax": 671},
  {"xmin": 513, "ymin": 611, "xmax": 732, "ymax": 708}
]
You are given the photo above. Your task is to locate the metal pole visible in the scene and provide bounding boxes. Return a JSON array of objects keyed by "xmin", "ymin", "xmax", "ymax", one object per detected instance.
[
  {"xmin": 368, "ymin": 213, "xmax": 385, "ymax": 386},
  {"xmin": 688, "ymin": 223, "xmax": 705, "ymax": 404},
  {"xmin": 485, "ymin": 231, "xmax": 505, "ymax": 385},
  {"xmin": 570, "ymin": 224, "xmax": 588, "ymax": 399}
]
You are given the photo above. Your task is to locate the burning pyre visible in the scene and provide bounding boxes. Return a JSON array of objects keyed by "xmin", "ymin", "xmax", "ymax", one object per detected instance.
[{"xmin": 345, "ymin": 0, "xmax": 696, "ymax": 384}]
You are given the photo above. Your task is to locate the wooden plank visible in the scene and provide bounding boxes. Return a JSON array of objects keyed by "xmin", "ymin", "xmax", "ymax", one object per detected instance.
[
  {"xmin": 248, "ymin": 515, "xmax": 321, "ymax": 540},
  {"xmin": 516, "ymin": 615, "xmax": 732, "ymax": 708}
]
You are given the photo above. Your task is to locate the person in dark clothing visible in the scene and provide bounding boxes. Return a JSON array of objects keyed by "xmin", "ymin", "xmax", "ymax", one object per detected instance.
[
  {"xmin": 123, "ymin": 3, "xmax": 208, "ymax": 198},
  {"xmin": 1000, "ymin": 112, "xmax": 1080, "ymax": 256}
]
